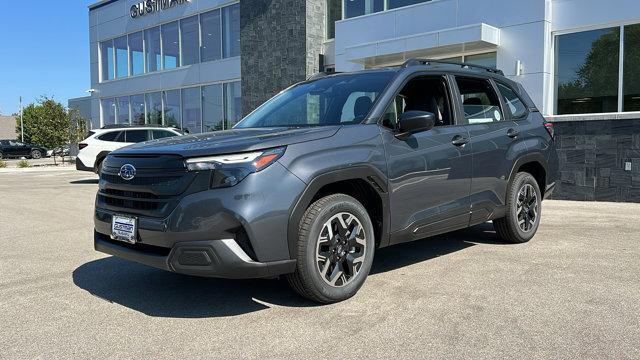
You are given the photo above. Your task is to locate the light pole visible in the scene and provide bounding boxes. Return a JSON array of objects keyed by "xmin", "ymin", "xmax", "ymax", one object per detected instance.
[{"xmin": 19, "ymin": 96, "xmax": 24, "ymax": 142}]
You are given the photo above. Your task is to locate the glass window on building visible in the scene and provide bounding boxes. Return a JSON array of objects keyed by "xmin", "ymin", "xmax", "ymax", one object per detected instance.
[
  {"xmin": 182, "ymin": 87, "xmax": 202, "ymax": 134},
  {"xmin": 145, "ymin": 92, "xmax": 163, "ymax": 125},
  {"xmin": 344, "ymin": 0, "xmax": 384, "ymax": 19},
  {"xmin": 327, "ymin": 0, "xmax": 342, "ymax": 39},
  {"xmin": 465, "ymin": 52, "xmax": 497, "ymax": 68},
  {"xmin": 130, "ymin": 94, "xmax": 145, "ymax": 125},
  {"xmin": 224, "ymin": 81, "xmax": 242, "ymax": 128},
  {"xmin": 202, "ymin": 84, "xmax": 224, "ymax": 132},
  {"xmin": 623, "ymin": 24, "xmax": 640, "ymax": 112},
  {"xmin": 163, "ymin": 90, "xmax": 182, "ymax": 129},
  {"xmin": 116, "ymin": 97, "xmax": 130, "ymax": 124},
  {"xmin": 100, "ymin": 40, "xmax": 114, "ymax": 81},
  {"xmin": 555, "ymin": 27, "xmax": 620, "ymax": 115},
  {"xmin": 145, "ymin": 27, "xmax": 161, "ymax": 73},
  {"xmin": 201, "ymin": 9, "xmax": 222, "ymax": 62},
  {"xmin": 129, "ymin": 31, "xmax": 144, "ymax": 75},
  {"xmin": 114, "ymin": 36, "xmax": 128, "ymax": 78},
  {"xmin": 181, "ymin": 16, "xmax": 200, "ymax": 66},
  {"xmin": 162, "ymin": 21, "xmax": 180, "ymax": 69},
  {"xmin": 388, "ymin": 0, "xmax": 430, "ymax": 10},
  {"xmin": 101, "ymin": 98, "xmax": 116, "ymax": 126},
  {"xmin": 222, "ymin": 4, "xmax": 240, "ymax": 58}
]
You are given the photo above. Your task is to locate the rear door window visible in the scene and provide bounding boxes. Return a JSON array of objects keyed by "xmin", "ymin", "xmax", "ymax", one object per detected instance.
[
  {"xmin": 455, "ymin": 77, "xmax": 504, "ymax": 125},
  {"xmin": 125, "ymin": 130, "xmax": 150, "ymax": 143}
]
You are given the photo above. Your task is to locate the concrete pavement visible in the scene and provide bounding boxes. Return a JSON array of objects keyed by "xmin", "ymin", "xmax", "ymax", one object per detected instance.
[{"xmin": 0, "ymin": 170, "xmax": 638, "ymax": 359}]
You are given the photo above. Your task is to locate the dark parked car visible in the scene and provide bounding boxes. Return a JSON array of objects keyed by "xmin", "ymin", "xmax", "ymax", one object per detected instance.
[
  {"xmin": 0, "ymin": 140, "xmax": 48, "ymax": 159},
  {"xmin": 93, "ymin": 59, "xmax": 559, "ymax": 303}
]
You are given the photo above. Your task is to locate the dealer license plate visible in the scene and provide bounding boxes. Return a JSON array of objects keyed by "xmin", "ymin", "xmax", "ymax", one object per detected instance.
[{"xmin": 111, "ymin": 215, "xmax": 137, "ymax": 244}]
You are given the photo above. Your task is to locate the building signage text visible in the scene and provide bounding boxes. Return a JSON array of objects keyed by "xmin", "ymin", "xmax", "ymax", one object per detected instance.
[{"xmin": 130, "ymin": 0, "xmax": 190, "ymax": 19}]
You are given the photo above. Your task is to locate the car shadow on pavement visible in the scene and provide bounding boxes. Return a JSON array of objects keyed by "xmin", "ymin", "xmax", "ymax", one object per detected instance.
[{"xmin": 72, "ymin": 222, "xmax": 503, "ymax": 318}]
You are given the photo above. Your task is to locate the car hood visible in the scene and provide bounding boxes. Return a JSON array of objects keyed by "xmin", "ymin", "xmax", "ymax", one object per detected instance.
[{"xmin": 113, "ymin": 126, "xmax": 341, "ymax": 158}]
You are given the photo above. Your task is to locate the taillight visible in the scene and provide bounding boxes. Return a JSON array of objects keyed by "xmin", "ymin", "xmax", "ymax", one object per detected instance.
[
  {"xmin": 543, "ymin": 122, "xmax": 554, "ymax": 139},
  {"xmin": 79, "ymin": 143, "xmax": 88, "ymax": 150}
]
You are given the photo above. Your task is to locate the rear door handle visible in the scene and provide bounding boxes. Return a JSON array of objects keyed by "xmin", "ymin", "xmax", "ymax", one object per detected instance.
[
  {"xmin": 451, "ymin": 135, "xmax": 470, "ymax": 146},
  {"xmin": 507, "ymin": 128, "xmax": 520, "ymax": 138}
]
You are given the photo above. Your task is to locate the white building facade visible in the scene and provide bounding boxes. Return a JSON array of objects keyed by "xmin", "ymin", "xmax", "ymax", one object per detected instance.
[{"xmin": 87, "ymin": 0, "xmax": 640, "ymax": 201}]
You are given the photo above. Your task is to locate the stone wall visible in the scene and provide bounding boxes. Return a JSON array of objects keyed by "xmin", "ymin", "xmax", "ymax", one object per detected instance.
[
  {"xmin": 240, "ymin": 0, "xmax": 327, "ymax": 115},
  {"xmin": 551, "ymin": 118, "xmax": 640, "ymax": 202}
]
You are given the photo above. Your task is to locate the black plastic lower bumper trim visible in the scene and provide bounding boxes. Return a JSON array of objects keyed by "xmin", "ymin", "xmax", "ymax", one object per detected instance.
[{"xmin": 94, "ymin": 231, "xmax": 296, "ymax": 279}]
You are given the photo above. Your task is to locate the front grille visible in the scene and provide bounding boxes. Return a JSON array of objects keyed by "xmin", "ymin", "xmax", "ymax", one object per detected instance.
[
  {"xmin": 97, "ymin": 194, "xmax": 166, "ymax": 212},
  {"xmin": 103, "ymin": 188, "xmax": 160, "ymax": 199},
  {"xmin": 96, "ymin": 155, "xmax": 201, "ymax": 217},
  {"xmin": 101, "ymin": 173, "xmax": 182, "ymax": 187}
]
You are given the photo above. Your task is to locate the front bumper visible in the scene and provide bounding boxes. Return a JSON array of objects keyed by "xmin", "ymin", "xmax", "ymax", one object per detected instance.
[
  {"xmin": 93, "ymin": 160, "xmax": 306, "ymax": 279},
  {"xmin": 95, "ymin": 231, "xmax": 296, "ymax": 278}
]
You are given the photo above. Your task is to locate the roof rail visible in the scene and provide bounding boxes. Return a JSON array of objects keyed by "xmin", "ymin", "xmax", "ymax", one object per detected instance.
[
  {"xmin": 306, "ymin": 71, "xmax": 343, "ymax": 81},
  {"xmin": 402, "ymin": 58, "xmax": 504, "ymax": 76},
  {"xmin": 100, "ymin": 124, "xmax": 181, "ymax": 130}
]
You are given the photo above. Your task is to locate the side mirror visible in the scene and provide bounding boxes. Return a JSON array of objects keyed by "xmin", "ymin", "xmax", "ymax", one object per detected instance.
[{"xmin": 397, "ymin": 111, "xmax": 436, "ymax": 138}]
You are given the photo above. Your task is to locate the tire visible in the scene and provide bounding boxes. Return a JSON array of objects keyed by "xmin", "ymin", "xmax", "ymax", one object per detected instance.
[
  {"xmin": 286, "ymin": 194, "xmax": 375, "ymax": 303},
  {"xmin": 31, "ymin": 149, "xmax": 42, "ymax": 159},
  {"xmin": 95, "ymin": 159, "xmax": 104, "ymax": 175},
  {"xmin": 0, "ymin": 151, "xmax": 4, "ymax": 159},
  {"xmin": 494, "ymin": 172, "xmax": 542, "ymax": 243}
]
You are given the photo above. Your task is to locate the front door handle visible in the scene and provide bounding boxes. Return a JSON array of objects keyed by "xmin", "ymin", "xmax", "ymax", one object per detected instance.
[
  {"xmin": 507, "ymin": 128, "xmax": 520, "ymax": 138},
  {"xmin": 451, "ymin": 135, "xmax": 470, "ymax": 146}
]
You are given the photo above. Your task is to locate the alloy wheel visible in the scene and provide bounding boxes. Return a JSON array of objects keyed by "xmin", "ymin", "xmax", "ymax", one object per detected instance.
[
  {"xmin": 316, "ymin": 212, "xmax": 367, "ymax": 287},
  {"xmin": 516, "ymin": 184, "xmax": 538, "ymax": 232}
]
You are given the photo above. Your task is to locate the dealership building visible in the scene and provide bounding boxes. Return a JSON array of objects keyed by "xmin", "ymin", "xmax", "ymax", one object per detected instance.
[{"xmin": 87, "ymin": 0, "xmax": 640, "ymax": 201}]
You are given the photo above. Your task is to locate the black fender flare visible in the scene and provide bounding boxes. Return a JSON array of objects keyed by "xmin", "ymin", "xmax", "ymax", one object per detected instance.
[
  {"xmin": 286, "ymin": 165, "xmax": 391, "ymax": 260},
  {"xmin": 95, "ymin": 151, "xmax": 111, "ymax": 171},
  {"xmin": 507, "ymin": 152, "xmax": 549, "ymax": 190}
]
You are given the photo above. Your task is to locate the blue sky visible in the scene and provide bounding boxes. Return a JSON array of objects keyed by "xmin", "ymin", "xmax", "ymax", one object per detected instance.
[{"xmin": 0, "ymin": 1, "xmax": 94, "ymax": 115}]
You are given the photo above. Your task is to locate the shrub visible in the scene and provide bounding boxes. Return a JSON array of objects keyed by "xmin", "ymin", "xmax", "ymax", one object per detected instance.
[
  {"xmin": 17, "ymin": 160, "xmax": 30, "ymax": 168},
  {"xmin": 0, "ymin": 159, "xmax": 6, "ymax": 168}
]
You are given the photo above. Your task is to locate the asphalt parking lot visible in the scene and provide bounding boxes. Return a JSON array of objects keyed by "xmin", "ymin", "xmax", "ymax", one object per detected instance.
[{"xmin": 0, "ymin": 170, "xmax": 639, "ymax": 359}]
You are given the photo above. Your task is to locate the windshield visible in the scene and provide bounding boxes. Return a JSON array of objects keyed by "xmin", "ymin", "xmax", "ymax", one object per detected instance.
[{"xmin": 235, "ymin": 72, "xmax": 395, "ymax": 128}]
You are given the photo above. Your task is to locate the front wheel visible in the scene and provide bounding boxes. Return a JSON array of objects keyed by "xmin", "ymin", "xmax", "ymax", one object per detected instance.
[
  {"xmin": 494, "ymin": 172, "xmax": 542, "ymax": 243},
  {"xmin": 286, "ymin": 194, "xmax": 375, "ymax": 303},
  {"xmin": 31, "ymin": 149, "xmax": 42, "ymax": 159}
]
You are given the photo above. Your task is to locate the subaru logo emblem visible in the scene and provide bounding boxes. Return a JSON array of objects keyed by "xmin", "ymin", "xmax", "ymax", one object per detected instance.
[{"xmin": 119, "ymin": 164, "xmax": 136, "ymax": 181}]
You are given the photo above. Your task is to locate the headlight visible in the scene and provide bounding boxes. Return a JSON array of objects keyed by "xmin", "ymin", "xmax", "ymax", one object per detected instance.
[{"xmin": 184, "ymin": 147, "xmax": 286, "ymax": 188}]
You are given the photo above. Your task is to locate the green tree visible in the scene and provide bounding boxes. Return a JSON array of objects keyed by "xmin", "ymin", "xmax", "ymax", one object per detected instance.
[{"xmin": 16, "ymin": 97, "xmax": 72, "ymax": 164}]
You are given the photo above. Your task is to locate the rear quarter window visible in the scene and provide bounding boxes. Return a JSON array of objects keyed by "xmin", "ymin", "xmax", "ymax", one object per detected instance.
[
  {"xmin": 152, "ymin": 130, "xmax": 178, "ymax": 139},
  {"xmin": 496, "ymin": 82, "xmax": 528, "ymax": 119},
  {"xmin": 98, "ymin": 131, "xmax": 123, "ymax": 142}
]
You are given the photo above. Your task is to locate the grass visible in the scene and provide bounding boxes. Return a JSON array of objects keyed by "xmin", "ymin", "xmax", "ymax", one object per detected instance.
[
  {"xmin": 17, "ymin": 160, "xmax": 31, "ymax": 168},
  {"xmin": 0, "ymin": 159, "xmax": 6, "ymax": 168}
]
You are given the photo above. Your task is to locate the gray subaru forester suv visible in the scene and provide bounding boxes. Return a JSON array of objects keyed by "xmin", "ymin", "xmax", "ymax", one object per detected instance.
[{"xmin": 94, "ymin": 59, "xmax": 559, "ymax": 303}]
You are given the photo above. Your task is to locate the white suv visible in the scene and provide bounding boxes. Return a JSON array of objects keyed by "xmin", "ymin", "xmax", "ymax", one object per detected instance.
[{"xmin": 76, "ymin": 126, "xmax": 183, "ymax": 173}]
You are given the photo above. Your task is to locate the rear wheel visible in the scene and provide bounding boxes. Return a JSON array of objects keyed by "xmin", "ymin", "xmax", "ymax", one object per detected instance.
[
  {"xmin": 0, "ymin": 151, "xmax": 4, "ymax": 159},
  {"xmin": 31, "ymin": 149, "xmax": 42, "ymax": 159},
  {"xmin": 286, "ymin": 194, "xmax": 375, "ymax": 303},
  {"xmin": 494, "ymin": 172, "xmax": 542, "ymax": 243}
]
